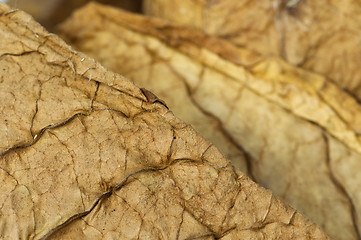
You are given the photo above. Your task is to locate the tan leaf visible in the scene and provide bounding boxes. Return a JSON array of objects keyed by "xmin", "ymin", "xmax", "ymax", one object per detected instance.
[
  {"xmin": 5, "ymin": 0, "xmax": 142, "ymax": 31},
  {"xmin": 0, "ymin": 2, "xmax": 327, "ymax": 240},
  {"xmin": 144, "ymin": 0, "xmax": 361, "ymax": 100},
  {"xmin": 58, "ymin": 3, "xmax": 361, "ymax": 240}
]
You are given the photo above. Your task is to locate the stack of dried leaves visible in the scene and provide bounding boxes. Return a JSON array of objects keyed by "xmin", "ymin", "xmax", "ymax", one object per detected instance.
[
  {"xmin": 1, "ymin": 1, "xmax": 359, "ymax": 239},
  {"xmin": 57, "ymin": 3, "xmax": 361, "ymax": 240}
]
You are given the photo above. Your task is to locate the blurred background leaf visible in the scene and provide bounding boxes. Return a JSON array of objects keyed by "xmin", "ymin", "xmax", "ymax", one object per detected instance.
[{"xmin": 5, "ymin": 0, "xmax": 142, "ymax": 32}]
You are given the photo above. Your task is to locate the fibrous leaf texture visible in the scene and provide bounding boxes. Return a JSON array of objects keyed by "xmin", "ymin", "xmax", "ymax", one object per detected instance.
[
  {"xmin": 0, "ymin": 2, "xmax": 328, "ymax": 240},
  {"xmin": 58, "ymin": 3, "xmax": 361, "ymax": 240}
]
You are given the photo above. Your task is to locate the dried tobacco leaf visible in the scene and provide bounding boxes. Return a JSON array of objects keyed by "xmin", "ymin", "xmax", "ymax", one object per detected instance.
[
  {"xmin": 58, "ymin": 3, "xmax": 361, "ymax": 240},
  {"xmin": 5, "ymin": 0, "xmax": 142, "ymax": 31},
  {"xmin": 144, "ymin": 0, "xmax": 361, "ymax": 100},
  {"xmin": 0, "ymin": 2, "xmax": 328, "ymax": 240}
]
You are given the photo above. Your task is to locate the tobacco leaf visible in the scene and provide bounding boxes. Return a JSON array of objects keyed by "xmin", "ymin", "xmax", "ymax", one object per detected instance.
[
  {"xmin": 58, "ymin": 3, "xmax": 361, "ymax": 240},
  {"xmin": 5, "ymin": 0, "xmax": 142, "ymax": 32},
  {"xmin": 0, "ymin": 2, "xmax": 328, "ymax": 240},
  {"xmin": 143, "ymin": 0, "xmax": 361, "ymax": 100}
]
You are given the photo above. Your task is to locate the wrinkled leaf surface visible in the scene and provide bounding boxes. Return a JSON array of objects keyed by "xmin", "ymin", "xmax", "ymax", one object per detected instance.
[
  {"xmin": 59, "ymin": 3, "xmax": 361, "ymax": 239},
  {"xmin": 0, "ymin": 3, "xmax": 328, "ymax": 240}
]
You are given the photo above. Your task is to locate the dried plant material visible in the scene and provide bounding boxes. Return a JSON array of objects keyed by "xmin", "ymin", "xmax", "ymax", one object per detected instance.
[
  {"xmin": 144, "ymin": 0, "xmax": 361, "ymax": 100},
  {"xmin": 6, "ymin": 0, "xmax": 142, "ymax": 31},
  {"xmin": 0, "ymin": 2, "xmax": 328, "ymax": 240},
  {"xmin": 58, "ymin": 3, "xmax": 361, "ymax": 239}
]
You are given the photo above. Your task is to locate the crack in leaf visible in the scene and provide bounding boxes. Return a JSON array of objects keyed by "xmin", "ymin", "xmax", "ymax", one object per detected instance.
[
  {"xmin": 40, "ymin": 156, "xmax": 239, "ymax": 239},
  {"xmin": 48, "ymin": 131, "xmax": 86, "ymax": 211},
  {"xmin": 0, "ymin": 107, "xmax": 130, "ymax": 157}
]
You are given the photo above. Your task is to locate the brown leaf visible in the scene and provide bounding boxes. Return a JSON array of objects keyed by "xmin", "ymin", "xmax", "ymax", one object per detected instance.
[
  {"xmin": 144, "ymin": 0, "xmax": 361, "ymax": 101},
  {"xmin": 58, "ymin": 3, "xmax": 361, "ymax": 239},
  {"xmin": 0, "ymin": 2, "xmax": 328, "ymax": 239},
  {"xmin": 140, "ymin": 88, "xmax": 168, "ymax": 109},
  {"xmin": 5, "ymin": 0, "xmax": 142, "ymax": 31}
]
